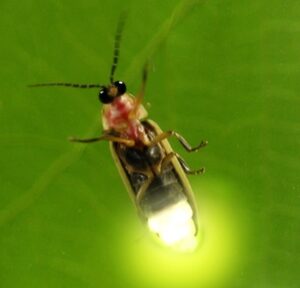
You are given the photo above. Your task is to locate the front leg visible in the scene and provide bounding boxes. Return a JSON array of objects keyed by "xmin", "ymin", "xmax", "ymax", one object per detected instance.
[
  {"xmin": 148, "ymin": 130, "xmax": 207, "ymax": 152},
  {"xmin": 69, "ymin": 133, "xmax": 135, "ymax": 146}
]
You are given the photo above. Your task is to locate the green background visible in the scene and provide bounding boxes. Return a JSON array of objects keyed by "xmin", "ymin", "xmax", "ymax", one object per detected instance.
[{"xmin": 0, "ymin": 0, "xmax": 299, "ymax": 287}]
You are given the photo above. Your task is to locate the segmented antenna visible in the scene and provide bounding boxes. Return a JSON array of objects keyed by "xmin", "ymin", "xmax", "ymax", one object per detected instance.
[
  {"xmin": 28, "ymin": 83, "xmax": 102, "ymax": 88},
  {"xmin": 109, "ymin": 12, "xmax": 127, "ymax": 83}
]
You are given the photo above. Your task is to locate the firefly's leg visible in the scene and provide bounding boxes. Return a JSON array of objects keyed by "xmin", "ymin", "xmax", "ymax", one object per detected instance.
[
  {"xmin": 131, "ymin": 63, "xmax": 149, "ymax": 117},
  {"xmin": 136, "ymin": 171, "xmax": 154, "ymax": 205},
  {"xmin": 150, "ymin": 131, "xmax": 207, "ymax": 152},
  {"xmin": 160, "ymin": 152, "xmax": 205, "ymax": 175},
  {"xmin": 136, "ymin": 62, "xmax": 148, "ymax": 103},
  {"xmin": 69, "ymin": 135, "xmax": 135, "ymax": 146}
]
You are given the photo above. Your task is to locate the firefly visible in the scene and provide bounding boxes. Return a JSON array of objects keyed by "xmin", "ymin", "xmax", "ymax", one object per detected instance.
[{"xmin": 30, "ymin": 16, "xmax": 207, "ymax": 251}]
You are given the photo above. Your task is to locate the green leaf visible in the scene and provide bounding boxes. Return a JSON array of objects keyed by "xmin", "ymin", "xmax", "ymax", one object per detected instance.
[{"xmin": 0, "ymin": 0, "xmax": 299, "ymax": 287}]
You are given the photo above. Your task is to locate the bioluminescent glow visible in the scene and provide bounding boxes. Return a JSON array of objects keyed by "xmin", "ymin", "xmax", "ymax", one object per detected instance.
[
  {"xmin": 148, "ymin": 199, "xmax": 197, "ymax": 251},
  {"xmin": 115, "ymin": 179, "xmax": 249, "ymax": 288}
]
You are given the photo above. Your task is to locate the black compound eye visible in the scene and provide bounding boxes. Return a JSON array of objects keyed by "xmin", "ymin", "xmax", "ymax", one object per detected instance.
[
  {"xmin": 114, "ymin": 81, "xmax": 126, "ymax": 96},
  {"xmin": 99, "ymin": 87, "xmax": 113, "ymax": 104}
]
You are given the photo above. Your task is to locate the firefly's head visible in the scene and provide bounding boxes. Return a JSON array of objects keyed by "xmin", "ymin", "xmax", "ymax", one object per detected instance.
[{"xmin": 99, "ymin": 81, "xmax": 127, "ymax": 104}]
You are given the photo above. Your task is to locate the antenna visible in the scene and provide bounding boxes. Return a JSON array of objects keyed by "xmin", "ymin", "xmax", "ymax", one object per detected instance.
[
  {"xmin": 29, "ymin": 13, "xmax": 128, "ymax": 89},
  {"xmin": 109, "ymin": 12, "xmax": 127, "ymax": 83},
  {"xmin": 28, "ymin": 83, "xmax": 102, "ymax": 89}
]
